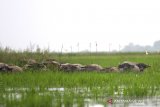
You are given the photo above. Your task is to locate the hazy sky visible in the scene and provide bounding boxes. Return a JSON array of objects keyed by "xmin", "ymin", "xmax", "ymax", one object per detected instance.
[{"xmin": 0, "ymin": 0, "xmax": 160, "ymax": 52}]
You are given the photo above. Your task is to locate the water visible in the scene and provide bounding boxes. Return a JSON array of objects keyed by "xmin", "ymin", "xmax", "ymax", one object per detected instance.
[{"xmin": 1, "ymin": 87, "xmax": 160, "ymax": 107}]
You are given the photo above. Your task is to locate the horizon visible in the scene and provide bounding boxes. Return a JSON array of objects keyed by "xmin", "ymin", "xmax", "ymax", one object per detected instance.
[{"xmin": 0, "ymin": 40, "xmax": 160, "ymax": 53}]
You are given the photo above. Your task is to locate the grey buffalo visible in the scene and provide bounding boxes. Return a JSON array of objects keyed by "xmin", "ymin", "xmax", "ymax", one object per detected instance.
[{"xmin": 118, "ymin": 61, "xmax": 150, "ymax": 72}]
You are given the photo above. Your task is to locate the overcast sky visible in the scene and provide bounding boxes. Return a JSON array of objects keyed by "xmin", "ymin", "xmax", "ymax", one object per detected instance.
[{"xmin": 0, "ymin": 0, "xmax": 160, "ymax": 52}]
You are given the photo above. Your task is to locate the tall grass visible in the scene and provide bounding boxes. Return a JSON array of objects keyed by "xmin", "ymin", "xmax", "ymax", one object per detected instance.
[{"xmin": 1, "ymin": 51, "xmax": 160, "ymax": 106}]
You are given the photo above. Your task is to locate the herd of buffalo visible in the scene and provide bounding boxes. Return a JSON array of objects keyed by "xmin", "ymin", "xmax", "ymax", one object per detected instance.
[{"xmin": 0, "ymin": 58, "xmax": 151, "ymax": 73}]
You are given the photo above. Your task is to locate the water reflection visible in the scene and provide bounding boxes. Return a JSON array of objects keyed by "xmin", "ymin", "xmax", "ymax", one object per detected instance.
[{"xmin": 1, "ymin": 87, "xmax": 160, "ymax": 107}]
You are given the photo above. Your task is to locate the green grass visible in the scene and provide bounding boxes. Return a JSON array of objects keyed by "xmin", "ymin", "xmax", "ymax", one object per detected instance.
[{"xmin": 1, "ymin": 51, "xmax": 160, "ymax": 106}]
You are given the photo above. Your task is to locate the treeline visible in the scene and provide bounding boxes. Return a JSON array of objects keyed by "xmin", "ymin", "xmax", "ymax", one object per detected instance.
[{"xmin": 122, "ymin": 40, "xmax": 160, "ymax": 52}]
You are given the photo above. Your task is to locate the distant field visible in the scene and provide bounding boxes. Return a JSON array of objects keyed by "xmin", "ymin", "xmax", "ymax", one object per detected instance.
[{"xmin": 0, "ymin": 52, "xmax": 160, "ymax": 107}]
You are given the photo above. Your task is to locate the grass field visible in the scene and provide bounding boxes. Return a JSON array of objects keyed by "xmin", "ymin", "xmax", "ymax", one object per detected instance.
[{"xmin": 0, "ymin": 51, "xmax": 160, "ymax": 106}]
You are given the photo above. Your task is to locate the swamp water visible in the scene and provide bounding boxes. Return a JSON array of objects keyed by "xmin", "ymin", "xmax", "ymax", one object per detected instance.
[{"xmin": 1, "ymin": 87, "xmax": 160, "ymax": 107}]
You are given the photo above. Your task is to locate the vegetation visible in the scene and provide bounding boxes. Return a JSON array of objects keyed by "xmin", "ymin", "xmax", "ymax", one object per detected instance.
[{"xmin": 0, "ymin": 50, "xmax": 160, "ymax": 106}]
